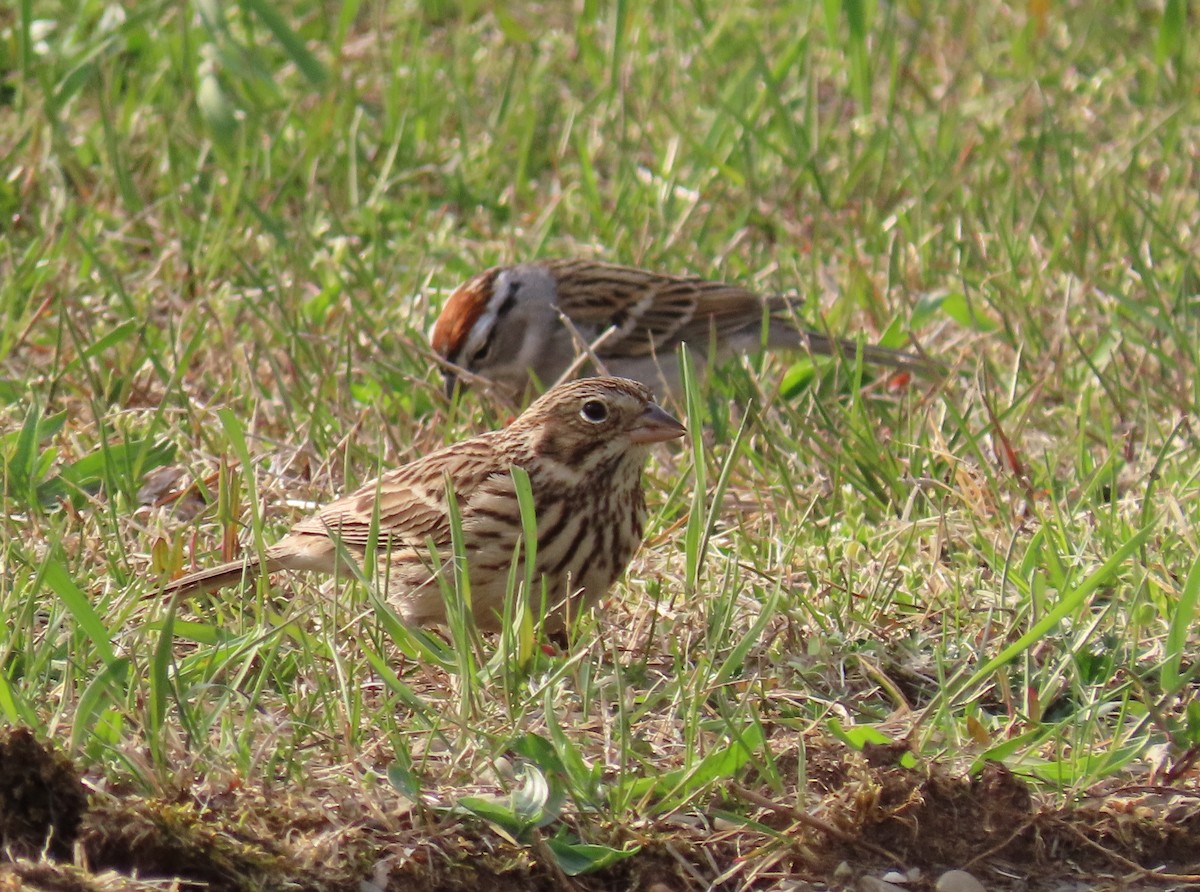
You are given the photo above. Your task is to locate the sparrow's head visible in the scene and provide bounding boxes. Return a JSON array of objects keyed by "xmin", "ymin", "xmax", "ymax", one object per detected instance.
[
  {"xmin": 506, "ymin": 376, "xmax": 686, "ymax": 468},
  {"xmin": 432, "ymin": 264, "xmax": 569, "ymax": 398}
]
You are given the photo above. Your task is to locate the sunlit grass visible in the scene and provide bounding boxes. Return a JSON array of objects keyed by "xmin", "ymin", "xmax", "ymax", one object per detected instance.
[{"xmin": 2, "ymin": 0, "xmax": 1198, "ymax": 885}]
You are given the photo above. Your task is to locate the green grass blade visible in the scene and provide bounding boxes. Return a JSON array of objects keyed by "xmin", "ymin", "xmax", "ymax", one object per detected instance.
[
  {"xmin": 962, "ymin": 522, "xmax": 1156, "ymax": 692},
  {"xmin": 40, "ymin": 556, "xmax": 117, "ymax": 668}
]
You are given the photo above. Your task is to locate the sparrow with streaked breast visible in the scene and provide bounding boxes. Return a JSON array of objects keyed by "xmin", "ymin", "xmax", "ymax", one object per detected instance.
[{"xmin": 161, "ymin": 377, "xmax": 686, "ymax": 634}]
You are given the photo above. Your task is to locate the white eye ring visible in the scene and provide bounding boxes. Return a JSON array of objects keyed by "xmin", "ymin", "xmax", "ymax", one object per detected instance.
[{"xmin": 580, "ymin": 399, "xmax": 609, "ymax": 423}]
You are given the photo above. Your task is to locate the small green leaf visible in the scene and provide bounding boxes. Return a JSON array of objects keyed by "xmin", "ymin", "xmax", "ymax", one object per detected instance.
[
  {"xmin": 622, "ymin": 724, "xmax": 764, "ymax": 813},
  {"xmin": 512, "ymin": 732, "xmax": 567, "ymax": 778},
  {"xmin": 350, "ymin": 377, "xmax": 383, "ymax": 405},
  {"xmin": 546, "ymin": 833, "xmax": 639, "ymax": 876},
  {"xmin": 71, "ymin": 658, "xmax": 131, "ymax": 751},
  {"xmin": 1186, "ymin": 700, "xmax": 1200, "ymax": 744},
  {"xmin": 495, "ymin": 9, "xmax": 533, "ymax": 43},
  {"xmin": 455, "ymin": 796, "xmax": 528, "ymax": 840},
  {"xmin": 1162, "ymin": 550, "xmax": 1200, "ymax": 691},
  {"xmin": 242, "ymin": 0, "xmax": 329, "ymax": 87},
  {"xmin": 1156, "ymin": 0, "xmax": 1185, "ymax": 64},
  {"xmin": 144, "ymin": 618, "xmax": 225, "ymax": 646},
  {"xmin": 0, "ymin": 672, "xmax": 33, "ymax": 725},
  {"xmin": 826, "ymin": 720, "xmax": 892, "ymax": 749},
  {"xmin": 454, "ymin": 764, "xmax": 560, "ymax": 840},
  {"xmin": 75, "ymin": 319, "xmax": 139, "ymax": 365},
  {"xmin": 387, "ymin": 752, "xmax": 422, "ymax": 801},
  {"xmin": 0, "ymin": 381, "xmax": 23, "ymax": 404},
  {"xmin": 912, "ymin": 291, "xmax": 998, "ymax": 332},
  {"xmin": 58, "ymin": 437, "xmax": 177, "ymax": 504},
  {"xmin": 780, "ymin": 360, "xmax": 816, "ymax": 397},
  {"xmin": 546, "ymin": 707, "xmax": 602, "ymax": 804}
]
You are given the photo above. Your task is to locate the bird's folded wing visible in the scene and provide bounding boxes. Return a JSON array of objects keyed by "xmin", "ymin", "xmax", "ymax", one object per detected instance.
[
  {"xmin": 545, "ymin": 259, "xmax": 765, "ymax": 358},
  {"xmin": 287, "ymin": 435, "xmax": 508, "ymax": 549}
]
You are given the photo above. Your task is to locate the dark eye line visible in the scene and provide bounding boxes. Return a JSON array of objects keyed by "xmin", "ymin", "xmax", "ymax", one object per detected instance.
[
  {"xmin": 495, "ymin": 279, "xmax": 521, "ymax": 318},
  {"xmin": 475, "ymin": 280, "xmax": 522, "ymax": 363}
]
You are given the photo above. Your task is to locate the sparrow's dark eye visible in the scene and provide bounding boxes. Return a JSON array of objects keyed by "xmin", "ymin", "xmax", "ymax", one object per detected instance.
[
  {"xmin": 580, "ymin": 399, "xmax": 609, "ymax": 423},
  {"xmin": 472, "ymin": 338, "xmax": 495, "ymax": 366}
]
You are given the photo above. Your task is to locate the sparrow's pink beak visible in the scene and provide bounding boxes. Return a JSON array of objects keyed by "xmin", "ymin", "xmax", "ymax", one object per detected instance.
[{"xmin": 629, "ymin": 402, "xmax": 687, "ymax": 444}]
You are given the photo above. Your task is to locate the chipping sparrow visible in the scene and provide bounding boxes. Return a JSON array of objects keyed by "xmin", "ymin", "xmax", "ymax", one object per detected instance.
[
  {"xmin": 161, "ymin": 377, "xmax": 686, "ymax": 633},
  {"xmin": 431, "ymin": 259, "xmax": 933, "ymax": 399}
]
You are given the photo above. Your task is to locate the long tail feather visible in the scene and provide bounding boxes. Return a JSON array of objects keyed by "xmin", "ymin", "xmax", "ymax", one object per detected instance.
[
  {"xmin": 761, "ymin": 295, "xmax": 942, "ymax": 374},
  {"xmin": 161, "ymin": 556, "xmax": 268, "ymax": 600},
  {"xmin": 803, "ymin": 331, "xmax": 943, "ymax": 374}
]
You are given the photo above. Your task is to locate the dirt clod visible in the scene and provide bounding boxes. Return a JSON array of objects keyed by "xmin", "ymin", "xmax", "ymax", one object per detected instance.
[{"xmin": 0, "ymin": 728, "xmax": 87, "ymax": 860}]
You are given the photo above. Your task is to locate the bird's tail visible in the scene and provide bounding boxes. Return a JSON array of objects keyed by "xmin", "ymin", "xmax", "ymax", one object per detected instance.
[
  {"xmin": 802, "ymin": 330, "xmax": 942, "ymax": 374},
  {"xmin": 161, "ymin": 555, "xmax": 272, "ymax": 600},
  {"xmin": 762, "ymin": 300, "xmax": 941, "ymax": 374}
]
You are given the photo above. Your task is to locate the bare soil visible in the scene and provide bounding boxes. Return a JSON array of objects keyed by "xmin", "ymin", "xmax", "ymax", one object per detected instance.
[{"xmin": 2, "ymin": 728, "xmax": 1197, "ymax": 891}]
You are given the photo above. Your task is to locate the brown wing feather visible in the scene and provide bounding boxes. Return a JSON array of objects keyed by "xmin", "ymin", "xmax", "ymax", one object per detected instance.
[
  {"xmin": 288, "ymin": 433, "xmax": 508, "ymax": 550},
  {"xmin": 544, "ymin": 259, "xmax": 766, "ymax": 359},
  {"xmin": 544, "ymin": 260, "xmax": 936, "ymax": 372}
]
